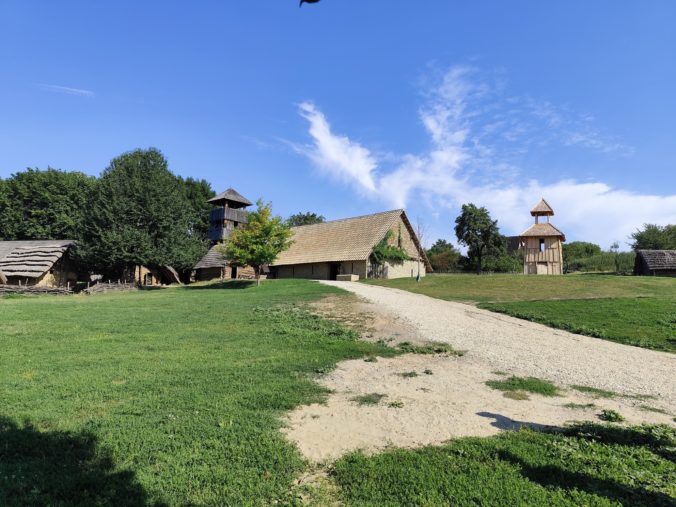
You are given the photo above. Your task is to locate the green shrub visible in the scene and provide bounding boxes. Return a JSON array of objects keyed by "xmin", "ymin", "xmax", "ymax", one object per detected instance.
[
  {"xmin": 599, "ymin": 409, "xmax": 625, "ymax": 422},
  {"xmin": 486, "ymin": 376, "xmax": 560, "ymax": 396}
]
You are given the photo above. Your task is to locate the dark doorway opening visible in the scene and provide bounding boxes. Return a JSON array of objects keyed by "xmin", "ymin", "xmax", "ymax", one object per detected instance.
[
  {"xmin": 329, "ymin": 263, "xmax": 340, "ymax": 280},
  {"xmin": 231, "ymin": 266, "xmax": 238, "ymax": 279}
]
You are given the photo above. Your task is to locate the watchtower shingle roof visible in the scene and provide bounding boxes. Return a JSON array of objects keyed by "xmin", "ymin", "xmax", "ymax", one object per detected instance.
[
  {"xmin": 207, "ymin": 188, "xmax": 252, "ymax": 206},
  {"xmin": 519, "ymin": 223, "xmax": 566, "ymax": 241},
  {"xmin": 530, "ymin": 198, "xmax": 555, "ymax": 216}
]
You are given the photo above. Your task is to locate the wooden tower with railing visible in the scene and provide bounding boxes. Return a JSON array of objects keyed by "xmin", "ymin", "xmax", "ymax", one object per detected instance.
[
  {"xmin": 193, "ymin": 188, "xmax": 253, "ymax": 281},
  {"xmin": 207, "ymin": 188, "xmax": 252, "ymax": 244},
  {"xmin": 519, "ymin": 198, "xmax": 565, "ymax": 275}
]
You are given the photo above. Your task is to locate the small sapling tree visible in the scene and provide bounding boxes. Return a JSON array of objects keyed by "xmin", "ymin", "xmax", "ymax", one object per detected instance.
[{"xmin": 217, "ymin": 200, "xmax": 293, "ymax": 286}]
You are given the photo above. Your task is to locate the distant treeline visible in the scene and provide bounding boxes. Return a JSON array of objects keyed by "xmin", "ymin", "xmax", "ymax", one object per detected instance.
[{"xmin": 427, "ymin": 225, "xmax": 675, "ymax": 275}]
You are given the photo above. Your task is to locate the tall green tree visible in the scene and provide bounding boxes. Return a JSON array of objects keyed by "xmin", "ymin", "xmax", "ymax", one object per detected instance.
[
  {"xmin": 217, "ymin": 200, "xmax": 293, "ymax": 285},
  {"xmin": 0, "ymin": 168, "xmax": 96, "ymax": 240},
  {"xmin": 426, "ymin": 239, "xmax": 461, "ymax": 272},
  {"xmin": 562, "ymin": 241, "xmax": 602, "ymax": 259},
  {"xmin": 454, "ymin": 204, "xmax": 503, "ymax": 275},
  {"xmin": 80, "ymin": 148, "xmax": 208, "ymax": 277},
  {"xmin": 177, "ymin": 176, "xmax": 216, "ymax": 241},
  {"xmin": 630, "ymin": 224, "xmax": 676, "ymax": 250},
  {"xmin": 286, "ymin": 212, "xmax": 325, "ymax": 227}
]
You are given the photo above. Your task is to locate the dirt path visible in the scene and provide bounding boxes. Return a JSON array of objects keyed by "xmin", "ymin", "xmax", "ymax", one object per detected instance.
[
  {"xmin": 320, "ymin": 281, "xmax": 676, "ymax": 403},
  {"xmin": 283, "ymin": 282, "xmax": 675, "ymax": 463}
]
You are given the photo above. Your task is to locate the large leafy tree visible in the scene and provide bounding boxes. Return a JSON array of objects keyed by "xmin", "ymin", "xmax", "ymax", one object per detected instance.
[
  {"xmin": 426, "ymin": 239, "xmax": 461, "ymax": 272},
  {"xmin": 454, "ymin": 204, "xmax": 503, "ymax": 275},
  {"xmin": 80, "ymin": 148, "xmax": 208, "ymax": 277},
  {"xmin": 0, "ymin": 168, "xmax": 96, "ymax": 240},
  {"xmin": 177, "ymin": 176, "xmax": 216, "ymax": 241},
  {"xmin": 218, "ymin": 200, "xmax": 293, "ymax": 285},
  {"xmin": 287, "ymin": 212, "xmax": 325, "ymax": 227},
  {"xmin": 630, "ymin": 224, "xmax": 676, "ymax": 250}
]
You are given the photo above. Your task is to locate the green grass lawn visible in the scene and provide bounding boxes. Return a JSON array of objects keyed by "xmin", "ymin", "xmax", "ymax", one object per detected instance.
[
  {"xmin": 364, "ymin": 273, "xmax": 675, "ymax": 303},
  {"xmin": 366, "ymin": 274, "xmax": 676, "ymax": 352},
  {"xmin": 482, "ymin": 297, "xmax": 676, "ymax": 352},
  {"xmin": 1, "ymin": 280, "xmax": 674, "ymax": 506},
  {"xmin": 0, "ymin": 281, "xmax": 395, "ymax": 506},
  {"xmin": 333, "ymin": 424, "xmax": 676, "ymax": 506}
]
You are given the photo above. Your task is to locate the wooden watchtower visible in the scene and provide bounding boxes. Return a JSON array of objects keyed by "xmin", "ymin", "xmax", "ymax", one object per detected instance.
[
  {"xmin": 207, "ymin": 188, "xmax": 252, "ymax": 244},
  {"xmin": 519, "ymin": 198, "xmax": 565, "ymax": 275}
]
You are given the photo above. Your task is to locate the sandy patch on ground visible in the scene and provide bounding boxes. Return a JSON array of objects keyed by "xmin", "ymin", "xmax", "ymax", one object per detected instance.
[{"xmin": 284, "ymin": 288, "xmax": 675, "ymax": 463}]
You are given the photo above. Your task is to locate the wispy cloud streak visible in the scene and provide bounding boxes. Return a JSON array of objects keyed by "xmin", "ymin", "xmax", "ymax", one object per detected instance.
[
  {"xmin": 295, "ymin": 65, "xmax": 674, "ymax": 248},
  {"xmin": 37, "ymin": 84, "xmax": 95, "ymax": 98}
]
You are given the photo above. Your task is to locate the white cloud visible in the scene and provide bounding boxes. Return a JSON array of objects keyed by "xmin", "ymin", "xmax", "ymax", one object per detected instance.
[
  {"xmin": 295, "ymin": 102, "xmax": 378, "ymax": 194},
  {"xmin": 37, "ymin": 84, "xmax": 95, "ymax": 98},
  {"xmin": 295, "ymin": 66, "xmax": 675, "ymax": 249}
]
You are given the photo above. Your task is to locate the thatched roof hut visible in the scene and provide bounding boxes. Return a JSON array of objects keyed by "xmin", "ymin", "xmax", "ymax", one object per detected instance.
[
  {"xmin": 634, "ymin": 250, "xmax": 676, "ymax": 277},
  {"xmin": 272, "ymin": 209, "xmax": 431, "ymax": 280},
  {"xmin": 0, "ymin": 240, "xmax": 76, "ymax": 286}
]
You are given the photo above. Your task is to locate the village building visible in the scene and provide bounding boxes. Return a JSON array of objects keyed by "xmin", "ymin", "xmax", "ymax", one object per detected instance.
[
  {"xmin": 519, "ymin": 199, "xmax": 565, "ymax": 275},
  {"xmin": 634, "ymin": 250, "xmax": 676, "ymax": 277},
  {"xmin": 193, "ymin": 188, "xmax": 256, "ymax": 281},
  {"xmin": 0, "ymin": 240, "xmax": 77, "ymax": 287},
  {"xmin": 270, "ymin": 209, "xmax": 431, "ymax": 280}
]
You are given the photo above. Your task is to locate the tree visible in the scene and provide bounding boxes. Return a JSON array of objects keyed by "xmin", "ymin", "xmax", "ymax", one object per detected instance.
[
  {"xmin": 287, "ymin": 212, "xmax": 325, "ymax": 227},
  {"xmin": 426, "ymin": 239, "xmax": 461, "ymax": 272},
  {"xmin": 177, "ymin": 176, "xmax": 216, "ymax": 242},
  {"xmin": 217, "ymin": 200, "xmax": 293, "ymax": 285},
  {"xmin": 0, "ymin": 168, "xmax": 96, "ymax": 241},
  {"xmin": 630, "ymin": 224, "xmax": 676, "ymax": 251},
  {"xmin": 79, "ymin": 148, "xmax": 208, "ymax": 278},
  {"xmin": 414, "ymin": 218, "xmax": 427, "ymax": 281},
  {"xmin": 454, "ymin": 204, "xmax": 503, "ymax": 275},
  {"xmin": 562, "ymin": 241, "xmax": 602, "ymax": 259}
]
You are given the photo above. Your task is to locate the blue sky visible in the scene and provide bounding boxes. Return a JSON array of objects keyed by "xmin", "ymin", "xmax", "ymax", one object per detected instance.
[{"xmin": 1, "ymin": 1, "xmax": 675, "ymax": 249}]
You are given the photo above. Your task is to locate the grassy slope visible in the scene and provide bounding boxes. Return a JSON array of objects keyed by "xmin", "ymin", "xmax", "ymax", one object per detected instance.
[
  {"xmin": 482, "ymin": 297, "xmax": 676, "ymax": 352},
  {"xmin": 0, "ymin": 281, "xmax": 395, "ymax": 506},
  {"xmin": 365, "ymin": 274, "xmax": 676, "ymax": 352},
  {"xmin": 364, "ymin": 273, "xmax": 675, "ymax": 303},
  {"xmin": 333, "ymin": 424, "xmax": 676, "ymax": 507},
  {"xmin": 1, "ymin": 280, "xmax": 674, "ymax": 506}
]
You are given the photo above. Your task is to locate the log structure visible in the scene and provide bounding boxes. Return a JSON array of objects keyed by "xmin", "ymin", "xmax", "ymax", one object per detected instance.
[
  {"xmin": 193, "ymin": 188, "xmax": 256, "ymax": 281},
  {"xmin": 519, "ymin": 199, "xmax": 565, "ymax": 275}
]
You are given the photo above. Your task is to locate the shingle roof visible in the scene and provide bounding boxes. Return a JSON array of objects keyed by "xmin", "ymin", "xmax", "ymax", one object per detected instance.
[
  {"xmin": 519, "ymin": 223, "xmax": 566, "ymax": 241},
  {"xmin": 272, "ymin": 209, "xmax": 431, "ymax": 269},
  {"xmin": 637, "ymin": 250, "xmax": 676, "ymax": 271},
  {"xmin": 0, "ymin": 240, "xmax": 75, "ymax": 278},
  {"xmin": 194, "ymin": 245, "xmax": 229, "ymax": 270},
  {"xmin": 207, "ymin": 188, "xmax": 252, "ymax": 206},
  {"xmin": 530, "ymin": 198, "xmax": 555, "ymax": 216}
]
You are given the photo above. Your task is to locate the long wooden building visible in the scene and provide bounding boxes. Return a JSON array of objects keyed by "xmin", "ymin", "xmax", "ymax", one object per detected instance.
[
  {"xmin": 271, "ymin": 209, "xmax": 431, "ymax": 280},
  {"xmin": 518, "ymin": 199, "xmax": 565, "ymax": 275}
]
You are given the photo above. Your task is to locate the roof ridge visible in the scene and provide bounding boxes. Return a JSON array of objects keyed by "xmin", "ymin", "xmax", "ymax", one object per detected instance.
[{"xmin": 291, "ymin": 209, "xmax": 404, "ymax": 229}]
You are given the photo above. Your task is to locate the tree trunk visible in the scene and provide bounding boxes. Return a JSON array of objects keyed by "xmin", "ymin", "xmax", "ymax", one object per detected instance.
[
  {"xmin": 255, "ymin": 266, "xmax": 261, "ymax": 286},
  {"xmin": 476, "ymin": 249, "xmax": 483, "ymax": 275}
]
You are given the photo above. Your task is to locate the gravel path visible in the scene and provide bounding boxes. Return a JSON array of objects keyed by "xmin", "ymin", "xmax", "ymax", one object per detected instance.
[{"xmin": 320, "ymin": 281, "xmax": 676, "ymax": 406}]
